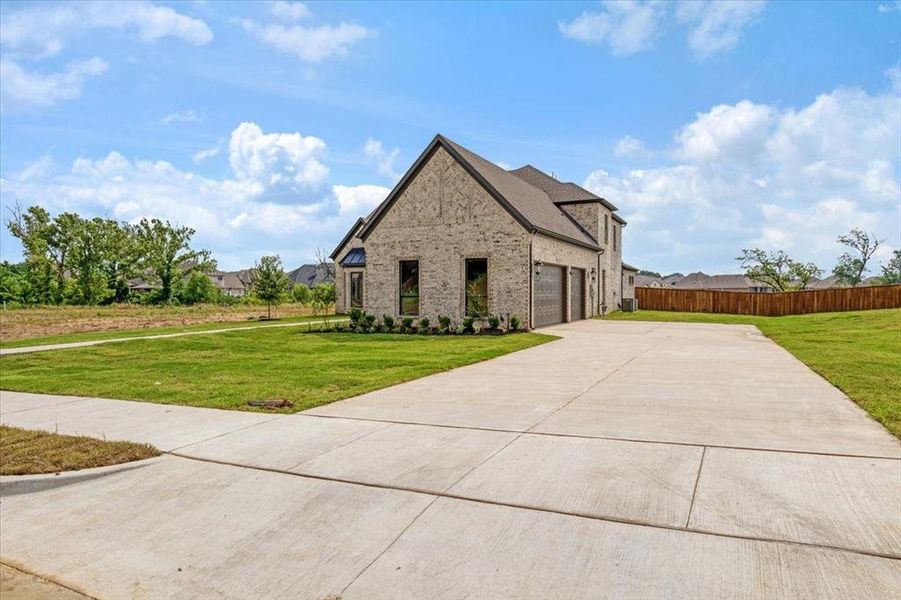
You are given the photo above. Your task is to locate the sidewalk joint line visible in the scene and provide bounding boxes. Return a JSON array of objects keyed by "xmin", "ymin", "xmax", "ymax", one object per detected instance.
[{"xmin": 685, "ymin": 446, "xmax": 707, "ymax": 529}]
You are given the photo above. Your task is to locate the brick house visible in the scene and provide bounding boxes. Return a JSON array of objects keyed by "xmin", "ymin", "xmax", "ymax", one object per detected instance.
[{"xmin": 331, "ymin": 134, "xmax": 627, "ymax": 328}]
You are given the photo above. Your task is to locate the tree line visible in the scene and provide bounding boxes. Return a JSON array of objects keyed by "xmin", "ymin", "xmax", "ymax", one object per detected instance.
[
  {"xmin": 1, "ymin": 205, "xmax": 335, "ymax": 309},
  {"xmin": 737, "ymin": 228, "xmax": 900, "ymax": 292}
]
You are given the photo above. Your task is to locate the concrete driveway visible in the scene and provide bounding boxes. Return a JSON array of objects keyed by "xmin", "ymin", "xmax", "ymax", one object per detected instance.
[{"xmin": 1, "ymin": 319, "xmax": 899, "ymax": 599}]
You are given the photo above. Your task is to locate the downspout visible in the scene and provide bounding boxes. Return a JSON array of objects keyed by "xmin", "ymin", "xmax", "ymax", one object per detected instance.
[{"xmin": 528, "ymin": 239, "xmax": 533, "ymax": 329}]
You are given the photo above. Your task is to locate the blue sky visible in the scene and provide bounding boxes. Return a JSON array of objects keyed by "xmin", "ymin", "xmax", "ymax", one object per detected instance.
[{"xmin": 1, "ymin": 1, "xmax": 899, "ymax": 274}]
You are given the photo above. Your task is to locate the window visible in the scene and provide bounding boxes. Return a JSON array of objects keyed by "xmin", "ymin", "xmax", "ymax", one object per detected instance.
[
  {"xmin": 350, "ymin": 272, "xmax": 363, "ymax": 308},
  {"xmin": 465, "ymin": 258, "xmax": 488, "ymax": 317},
  {"xmin": 399, "ymin": 260, "xmax": 419, "ymax": 315},
  {"xmin": 629, "ymin": 275, "xmax": 635, "ymax": 285},
  {"xmin": 604, "ymin": 214, "xmax": 609, "ymax": 244},
  {"xmin": 613, "ymin": 225, "xmax": 618, "ymax": 251},
  {"xmin": 601, "ymin": 269, "xmax": 607, "ymax": 305}
]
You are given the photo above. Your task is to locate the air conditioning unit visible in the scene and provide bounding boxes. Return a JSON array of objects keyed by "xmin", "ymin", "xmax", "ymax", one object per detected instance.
[{"xmin": 622, "ymin": 298, "xmax": 638, "ymax": 312}]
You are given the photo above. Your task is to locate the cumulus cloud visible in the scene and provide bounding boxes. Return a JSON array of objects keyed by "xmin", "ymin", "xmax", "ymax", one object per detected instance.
[
  {"xmin": 0, "ymin": 1, "xmax": 212, "ymax": 57},
  {"xmin": 0, "ymin": 123, "xmax": 385, "ymax": 268},
  {"xmin": 676, "ymin": 0, "xmax": 766, "ymax": 60},
  {"xmin": 0, "ymin": 56, "xmax": 108, "ymax": 110},
  {"xmin": 269, "ymin": 1, "xmax": 311, "ymax": 21},
  {"xmin": 237, "ymin": 3, "xmax": 373, "ymax": 63},
  {"xmin": 560, "ymin": 0, "xmax": 765, "ymax": 59},
  {"xmin": 363, "ymin": 138, "xmax": 401, "ymax": 181},
  {"xmin": 614, "ymin": 135, "xmax": 649, "ymax": 158},
  {"xmin": 584, "ymin": 85, "xmax": 900, "ymax": 272},
  {"xmin": 558, "ymin": 1, "xmax": 666, "ymax": 56},
  {"xmin": 159, "ymin": 109, "xmax": 201, "ymax": 125}
]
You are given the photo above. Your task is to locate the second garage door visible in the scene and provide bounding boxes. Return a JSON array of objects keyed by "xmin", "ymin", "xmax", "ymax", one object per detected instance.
[{"xmin": 534, "ymin": 264, "xmax": 565, "ymax": 328}]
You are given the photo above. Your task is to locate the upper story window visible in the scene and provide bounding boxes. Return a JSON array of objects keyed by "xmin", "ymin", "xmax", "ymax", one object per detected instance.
[
  {"xmin": 613, "ymin": 225, "xmax": 618, "ymax": 252},
  {"xmin": 604, "ymin": 214, "xmax": 609, "ymax": 245},
  {"xmin": 465, "ymin": 258, "xmax": 488, "ymax": 317},
  {"xmin": 399, "ymin": 260, "xmax": 420, "ymax": 315}
]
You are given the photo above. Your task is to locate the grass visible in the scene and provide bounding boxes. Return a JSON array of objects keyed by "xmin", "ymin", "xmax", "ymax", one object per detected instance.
[
  {"xmin": 605, "ymin": 308, "xmax": 901, "ymax": 437},
  {"xmin": 1, "ymin": 313, "xmax": 342, "ymax": 349},
  {"xmin": 0, "ymin": 302, "xmax": 329, "ymax": 346},
  {"xmin": 0, "ymin": 425, "xmax": 160, "ymax": 476},
  {"xmin": 0, "ymin": 328, "xmax": 556, "ymax": 413}
]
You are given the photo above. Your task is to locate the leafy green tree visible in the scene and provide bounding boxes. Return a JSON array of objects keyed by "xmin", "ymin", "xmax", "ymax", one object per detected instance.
[
  {"xmin": 47, "ymin": 212, "xmax": 80, "ymax": 303},
  {"xmin": 736, "ymin": 249, "xmax": 821, "ymax": 292},
  {"xmin": 311, "ymin": 282, "xmax": 336, "ymax": 306},
  {"xmin": 292, "ymin": 283, "xmax": 312, "ymax": 304},
  {"xmin": 179, "ymin": 272, "xmax": 219, "ymax": 305},
  {"xmin": 67, "ymin": 217, "xmax": 115, "ymax": 305},
  {"xmin": 833, "ymin": 228, "xmax": 884, "ymax": 287},
  {"xmin": 0, "ymin": 261, "xmax": 31, "ymax": 304},
  {"xmin": 6, "ymin": 204, "xmax": 56, "ymax": 303},
  {"xmin": 134, "ymin": 218, "xmax": 214, "ymax": 304},
  {"xmin": 251, "ymin": 255, "xmax": 291, "ymax": 319},
  {"xmin": 879, "ymin": 249, "xmax": 901, "ymax": 285},
  {"xmin": 97, "ymin": 219, "xmax": 139, "ymax": 303}
]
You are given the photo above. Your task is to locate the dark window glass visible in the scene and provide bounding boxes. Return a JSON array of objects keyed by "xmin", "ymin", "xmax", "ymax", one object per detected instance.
[
  {"xmin": 613, "ymin": 225, "xmax": 618, "ymax": 251},
  {"xmin": 604, "ymin": 214, "xmax": 609, "ymax": 244},
  {"xmin": 350, "ymin": 272, "xmax": 363, "ymax": 308},
  {"xmin": 465, "ymin": 258, "xmax": 488, "ymax": 317},
  {"xmin": 399, "ymin": 260, "xmax": 419, "ymax": 315}
]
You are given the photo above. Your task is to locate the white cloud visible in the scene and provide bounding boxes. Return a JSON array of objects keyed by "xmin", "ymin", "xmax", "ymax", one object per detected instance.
[
  {"xmin": 887, "ymin": 64, "xmax": 901, "ymax": 95},
  {"xmin": 878, "ymin": 2, "xmax": 901, "ymax": 13},
  {"xmin": 237, "ymin": 8, "xmax": 373, "ymax": 63},
  {"xmin": 673, "ymin": 100, "xmax": 774, "ymax": 163},
  {"xmin": 558, "ymin": 1, "xmax": 666, "ymax": 56},
  {"xmin": 160, "ymin": 109, "xmax": 201, "ymax": 125},
  {"xmin": 0, "ymin": 123, "xmax": 387, "ymax": 268},
  {"xmin": 269, "ymin": 1, "xmax": 311, "ymax": 21},
  {"xmin": 0, "ymin": 56, "xmax": 108, "ymax": 110},
  {"xmin": 614, "ymin": 135, "xmax": 649, "ymax": 158},
  {"xmin": 584, "ymin": 85, "xmax": 900, "ymax": 272},
  {"xmin": 334, "ymin": 184, "xmax": 390, "ymax": 216},
  {"xmin": 228, "ymin": 122, "xmax": 329, "ymax": 196},
  {"xmin": 0, "ymin": 1, "xmax": 212, "ymax": 57},
  {"xmin": 677, "ymin": 0, "xmax": 766, "ymax": 59},
  {"xmin": 363, "ymin": 138, "xmax": 401, "ymax": 181},
  {"xmin": 192, "ymin": 145, "xmax": 221, "ymax": 164}
]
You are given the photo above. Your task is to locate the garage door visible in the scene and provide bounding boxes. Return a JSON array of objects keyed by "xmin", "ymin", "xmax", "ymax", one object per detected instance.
[
  {"xmin": 534, "ymin": 264, "xmax": 565, "ymax": 328},
  {"xmin": 570, "ymin": 268, "xmax": 584, "ymax": 320}
]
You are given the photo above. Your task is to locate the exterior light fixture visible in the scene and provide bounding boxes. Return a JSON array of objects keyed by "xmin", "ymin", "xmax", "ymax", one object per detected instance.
[
  {"xmin": 590, "ymin": 267, "xmax": 597, "ymax": 283},
  {"xmin": 534, "ymin": 260, "xmax": 543, "ymax": 280}
]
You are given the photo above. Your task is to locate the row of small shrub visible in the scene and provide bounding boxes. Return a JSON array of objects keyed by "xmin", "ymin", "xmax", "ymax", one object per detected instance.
[{"xmin": 342, "ymin": 308, "xmax": 522, "ymax": 335}]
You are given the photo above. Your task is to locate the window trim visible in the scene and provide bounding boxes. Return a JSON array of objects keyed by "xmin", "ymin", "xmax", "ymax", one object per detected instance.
[
  {"xmin": 349, "ymin": 271, "xmax": 364, "ymax": 309},
  {"xmin": 398, "ymin": 259, "xmax": 420, "ymax": 316},
  {"xmin": 464, "ymin": 257, "xmax": 489, "ymax": 317}
]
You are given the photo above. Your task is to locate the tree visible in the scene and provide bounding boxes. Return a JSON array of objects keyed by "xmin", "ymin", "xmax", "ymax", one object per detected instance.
[
  {"xmin": 311, "ymin": 282, "xmax": 336, "ymax": 306},
  {"xmin": 833, "ymin": 229, "xmax": 884, "ymax": 287},
  {"xmin": 315, "ymin": 247, "xmax": 335, "ymax": 280},
  {"xmin": 879, "ymin": 249, "xmax": 901, "ymax": 285},
  {"xmin": 179, "ymin": 272, "xmax": 219, "ymax": 305},
  {"xmin": 134, "ymin": 218, "xmax": 214, "ymax": 304},
  {"xmin": 292, "ymin": 283, "xmax": 312, "ymax": 304},
  {"xmin": 96, "ymin": 218, "xmax": 139, "ymax": 303},
  {"xmin": 251, "ymin": 255, "xmax": 290, "ymax": 319},
  {"xmin": 6, "ymin": 204, "xmax": 56, "ymax": 303},
  {"xmin": 67, "ymin": 217, "xmax": 115, "ymax": 305},
  {"xmin": 0, "ymin": 261, "xmax": 30, "ymax": 305},
  {"xmin": 736, "ymin": 249, "xmax": 821, "ymax": 292},
  {"xmin": 638, "ymin": 269, "xmax": 662, "ymax": 278}
]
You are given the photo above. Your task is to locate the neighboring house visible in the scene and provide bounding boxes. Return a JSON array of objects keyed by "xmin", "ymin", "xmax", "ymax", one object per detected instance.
[
  {"xmin": 209, "ymin": 271, "xmax": 247, "ymax": 297},
  {"xmin": 287, "ymin": 264, "xmax": 334, "ymax": 288},
  {"xmin": 128, "ymin": 278, "xmax": 157, "ymax": 294},
  {"xmin": 331, "ymin": 134, "xmax": 628, "ymax": 328},
  {"xmin": 622, "ymin": 263, "xmax": 638, "ymax": 300},
  {"xmin": 670, "ymin": 272, "xmax": 773, "ymax": 293},
  {"xmin": 635, "ymin": 274, "xmax": 665, "ymax": 288}
]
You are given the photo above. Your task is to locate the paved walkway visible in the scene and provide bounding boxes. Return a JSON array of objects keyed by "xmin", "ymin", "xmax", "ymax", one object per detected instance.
[
  {"xmin": 1, "ymin": 320, "xmax": 899, "ymax": 599},
  {"xmin": 0, "ymin": 318, "xmax": 345, "ymax": 356}
]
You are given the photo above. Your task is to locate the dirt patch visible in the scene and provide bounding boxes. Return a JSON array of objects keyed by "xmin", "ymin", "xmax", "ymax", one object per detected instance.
[
  {"xmin": 0, "ymin": 304, "xmax": 320, "ymax": 343},
  {"xmin": 0, "ymin": 564, "xmax": 92, "ymax": 600}
]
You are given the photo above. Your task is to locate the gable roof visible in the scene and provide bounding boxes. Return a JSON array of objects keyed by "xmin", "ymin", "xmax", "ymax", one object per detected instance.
[
  {"xmin": 358, "ymin": 134, "xmax": 601, "ymax": 250},
  {"xmin": 329, "ymin": 217, "xmax": 365, "ymax": 259},
  {"xmin": 508, "ymin": 165, "xmax": 618, "ymax": 211},
  {"xmin": 287, "ymin": 264, "xmax": 334, "ymax": 287}
]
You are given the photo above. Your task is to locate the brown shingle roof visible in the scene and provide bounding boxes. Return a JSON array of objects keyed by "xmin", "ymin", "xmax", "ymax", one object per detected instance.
[
  {"xmin": 359, "ymin": 134, "xmax": 602, "ymax": 250},
  {"xmin": 508, "ymin": 165, "xmax": 618, "ymax": 211}
]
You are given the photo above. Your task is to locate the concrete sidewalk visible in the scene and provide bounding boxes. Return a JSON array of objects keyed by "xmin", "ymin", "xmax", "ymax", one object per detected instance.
[
  {"xmin": 1, "ymin": 319, "xmax": 899, "ymax": 598},
  {"xmin": 0, "ymin": 317, "xmax": 346, "ymax": 356}
]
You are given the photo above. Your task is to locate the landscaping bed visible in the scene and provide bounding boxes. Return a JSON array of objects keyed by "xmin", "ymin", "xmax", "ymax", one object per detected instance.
[
  {"xmin": 0, "ymin": 425, "xmax": 160, "ymax": 476},
  {"xmin": 334, "ymin": 308, "xmax": 525, "ymax": 335}
]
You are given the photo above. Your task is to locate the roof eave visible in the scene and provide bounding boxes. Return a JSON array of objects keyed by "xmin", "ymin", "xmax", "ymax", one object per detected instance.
[
  {"xmin": 329, "ymin": 217, "xmax": 365, "ymax": 259},
  {"xmin": 533, "ymin": 227, "xmax": 601, "ymax": 252}
]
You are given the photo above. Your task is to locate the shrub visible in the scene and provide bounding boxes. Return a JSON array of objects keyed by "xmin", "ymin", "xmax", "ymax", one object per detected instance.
[
  {"xmin": 372, "ymin": 322, "xmax": 384, "ymax": 333},
  {"xmin": 348, "ymin": 307, "xmax": 364, "ymax": 326},
  {"xmin": 487, "ymin": 315, "xmax": 501, "ymax": 330},
  {"xmin": 462, "ymin": 316, "xmax": 475, "ymax": 334},
  {"xmin": 363, "ymin": 313, "xmax": 377, "ymax": 331},
  {"xmin": 401, "ymin": 317, "xmax": 414, "ymax": 332},
  {"xmin": 419, "ymin": 317, "xmax": 430, "ymax": 331},
  {"xmin": 382, "ymin": 314, "xmax": 395, "ymax": 329},
  {"xmin": 438, "ymin": 315, "xmax": 451, "ymax": 332},
  {"xmin": 292, "ymin": 283, "xmax": 312, "ymax": 304},
  {"xmin": 509, "ymin": 315, "xmax": 521, "ymax": 331}
]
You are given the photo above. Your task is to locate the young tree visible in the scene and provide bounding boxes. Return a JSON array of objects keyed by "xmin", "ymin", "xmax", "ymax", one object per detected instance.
[
  {"xmin": 736, "ymin": 249, "xmax": 822, "ymax": 291},
  {"xmin": 292, "ymin": 283, "xmax": 312, "ymax": 304},
  {"xmin": 179, "ymin": 272, "xmax": 219, "ymax": 305},
  {"xmin": 833, "ymin": 228, "xmax": 884, "ymax": 287},
  {"xmin": 134, "ymin": 218, "xmax": 214, "ymax": 304},
  {"xmin": 251, "ymin": 255, "xmax": 291, "ymax": 319},
  {"xmin": 879, "ymin": 249, "xmax": 901, "ymax": 285},
  {"xmin": 315, "ymin": 247, "xmax": 336, "ymax": 280}
]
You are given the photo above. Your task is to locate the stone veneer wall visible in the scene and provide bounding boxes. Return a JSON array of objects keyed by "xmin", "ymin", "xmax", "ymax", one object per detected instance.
[
  {"xmin": 559, "ymin": 203, "xmax": 601, "ymax": 242},
  {"xmin": 530, "ymin": 233, "xmax": 600, "ymax": 323},
  {"xmin": 334, "ymin": 235, "xmax": 364, "ymax": 314},
  {"xmin": 361, "ymin": 146, "xmax": 531, "ymax": 324},
  {"xmin": 622, "ymin": 269, "xmax": 637, "ymax": 300}
]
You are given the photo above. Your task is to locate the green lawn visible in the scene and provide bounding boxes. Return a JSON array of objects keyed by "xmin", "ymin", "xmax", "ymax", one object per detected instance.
[
  {"xmin": 605, "ymin": 309, "xmax": 901, "ymax": 437},
  {"xmin": 0, "ymin": 329, "xmax": 555, "ymax": 413},
  {"xmin": 0, "ymin": 314, "xmax": 343, "ymax": 349}
]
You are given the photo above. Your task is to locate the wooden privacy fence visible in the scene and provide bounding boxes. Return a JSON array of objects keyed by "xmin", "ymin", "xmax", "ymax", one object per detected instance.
[{"xmin": 635, "ymin": 285, "xmax": 901, "ymax": 316}]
